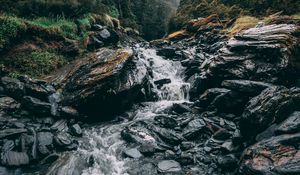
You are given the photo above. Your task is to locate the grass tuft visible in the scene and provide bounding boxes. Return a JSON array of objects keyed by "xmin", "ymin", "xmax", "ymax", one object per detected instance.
[{"xmin": 228, "ymin": 16, "xmax": 260, "ymax": 35}]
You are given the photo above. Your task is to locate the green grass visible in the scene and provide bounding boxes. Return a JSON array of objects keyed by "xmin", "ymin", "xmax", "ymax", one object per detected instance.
[
  {"xmin": 0, "ymin": 16, "xmax": 26, "ymax": 50},
  {"xmin": 4, "ymin": 51, "xmax": 66, "ymax": 77}
]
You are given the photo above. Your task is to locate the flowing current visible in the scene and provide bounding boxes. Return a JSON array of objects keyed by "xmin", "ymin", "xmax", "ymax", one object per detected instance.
[{"xmin": 79, "ymin": 48, "xmax": 190, "ymax": 175}]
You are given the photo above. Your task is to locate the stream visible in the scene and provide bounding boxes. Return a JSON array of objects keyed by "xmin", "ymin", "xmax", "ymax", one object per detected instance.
[{"xmin": 78, "ymin": 47, "xmax": 191, "ymax": 175}]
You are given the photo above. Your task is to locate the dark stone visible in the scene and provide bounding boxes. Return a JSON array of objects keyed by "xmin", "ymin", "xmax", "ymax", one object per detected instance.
[
  {"xmin": 198, "ymin": 88, "xmax": 231, "ymax": 107},
  {"xmin": 172, "ymin": 103, "xmax": 192, "ymax": 114},
  {"xmin": 217, "ymin": 154, "xmax": 238, "ymax": 170},
  {"xmin": 54, "ymin": 132, "xmax": 72, "ymax": 147},
  {"xmin": 1, "ymin": 77, "xmax": 25, "ymax": 99},
  {"xmin": 157, "ymin": 47, "xmax": 177, "ymax": 58},
  {"xmin": 158, "ymin": 160, "xmax": 182, "ymax": 173},
  {"xmin": 0, "ymin": 128, "xmax": 27, "ymax": 139},
  {"xmin": 154, "ymin": 79, "xmax": 171, "ymax": 88},
  {"xmin": 183, "ymin": 119, "xmax": 206, "ymax": 139},
  {"xmin": 1, "ymin": 151, "xmax": 29, "ymax": 166},
  {"xmin": 22, "ymin": 96, "xmax": 52, "ymax": 115},
  {"xmin": 60, "ymin": 106, "xmax": 80, "ymax": 118},
  {"xmin": 240, "ymin": 133, "xmax": 300, "ymax": 175},
  {"xmin": 213, "ymin": 128, "xmax": 231, "ymax": 140},
  {"xmin": 154, "ymin": 115, "xmax": 178, "ymax": 129},
  {"xmin": 177, "ymin": 153, "xmax": 194, "ymax": 165},
  {"xmin": 70, "ymin": 124, "xmax": 82, "ymax": 137},
  {"xmin": 51, "ymin": 120, "xmax": 69, "ymax": 132},
  {"xmin": 138, "ymin": 143, "xmax": 156, "ymax": 156},
  {"xmin": 37, "ymin": 132, "xmax": 53, "ymax": 156},
  {"xmin": 256, "ymin": 124, "xmax": 277, "ymax": 142},
  {"xmin": 240, "ymin": 87, "xmax": 300, "ymax": 138},
  {"xmin": 151, "ymin": 126, "xmax": 183, "ymax": 145},
  {"xmin": 2, "ymin": 140, "xmax": 15, "ymax": 152},
  {"xmin": 180, "ymin": 142, "xmax": 195, "ymax": 151},
  {"xmin": 221, "ymin": 80, "xmax": 273, "ymax": 96},
  {"xmin": 53, "ymin": 48, "xmax": 150, "ymax": 121},
  {"xmin": 275, "ymin": 111, "xmax": 300, "ymax": 135},
  {"xmin": 124, "ymin": 148, "xmax": 143, "ymax": 158},
  {"xmin": 0, "ymin": 97, "xmax": 20, "ymax": 113}
]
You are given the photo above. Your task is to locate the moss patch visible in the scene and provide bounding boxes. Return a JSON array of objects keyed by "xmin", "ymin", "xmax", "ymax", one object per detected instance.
[{"xmin": 228, "ymin": 16, "xmax": 260, "ymax": 35}]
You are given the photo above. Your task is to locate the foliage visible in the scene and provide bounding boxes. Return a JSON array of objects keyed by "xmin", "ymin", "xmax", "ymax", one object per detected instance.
[
  {"xmin": 0, "ymin": 16, "xmax": 26, "ymax": 50},
  {"xmin": 2, "ymin": 51, "xmax": 65, "ymax": 77},
  {"xmin": 228, "ymin": 16, "xmax": 260, "ymax": 35}
]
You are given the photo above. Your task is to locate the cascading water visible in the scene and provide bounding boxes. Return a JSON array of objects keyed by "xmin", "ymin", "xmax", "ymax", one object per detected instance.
[{"xmin": 78, "ymin": 47, "xmax": 191, "ymax": 175}]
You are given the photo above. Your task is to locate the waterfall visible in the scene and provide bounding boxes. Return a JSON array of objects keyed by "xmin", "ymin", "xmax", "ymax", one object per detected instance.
[{"xmin": 78, "ymin": 47, "xmax": 190, "ymax": 175}]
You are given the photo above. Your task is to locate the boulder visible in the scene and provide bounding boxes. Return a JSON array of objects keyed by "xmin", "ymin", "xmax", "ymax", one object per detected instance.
[
  {"xmin": 158, "ymin": 160, "xmax": 182, "ymax": 173},
  {"xmin": 0, "ymin": 128, "xmax": 27, "ymax": 139},
  {"xmin": 50, "ymin": 48, "xmax": 150, "ymax": 120},
  {"xmin": 275, "ymin": 111, "xmax": 300, "ymax": 135},
  {"xmin": 0, "ymin": 77, "xmax": 25, "ymax": 99},
  {"xmin": 183, "ymin": 119, "xmax": 207, "ymax": 139},
  {"xmin": 200, "ymin": 24, "xmax": 300, "ymax": 90},
  {"xmin": 22, "ymin": 96, "xmax": 52, "ymax": 115},
  {"xmin": 0, "ymin": 97, "xmax": 20, "ymax": 113},
  {"xmin": 1, "ymin": 151, "xmax": 29, "ymax": 166},
  {"xmin": 240, "ymin": 133, "xmax": 300, "ymax": 175},
  {"xmin": 240, "ymin": 87, "xmax": 300, "ymax": 138},
  {"xmin": 124, "ymin": 148, "xmax": 143, "ymax": 158}
]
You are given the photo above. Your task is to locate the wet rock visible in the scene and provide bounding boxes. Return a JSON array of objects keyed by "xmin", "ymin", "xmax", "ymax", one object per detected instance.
[
  {"xmin": 0, "ymin": 97, "xmax": 20, "ymax": 113},
  {"xmin": 177, "ymin": 153, "xmax": 194, "ymax": 165},
  {"xmin": 275, "ymin": 111, "xmax": 300, "ymax": 135},
  {"xmin": 240, "ymin": 133, "xmax": 300, "ymax": 175},
  {"xmin": 96, "ymin": 28, "xmax": 119, "ymax": 44},
  {"xmin": 213, "ymin": 128, "xmax": 231, "ymax": 140},
  {"xmin": 183, "ymin": 119, "xmax": 206, "ymax": 139},
  {"xmin": 46, "ymin": 153, "xmax": 88, "ymax": 175},
  {"xmin": 1, "ymin": 151, "xmax": 29, "ymax": 166},
  {"xmin": 138, "ymin": 143, "xmax": 156, "ymax": 156},
  {"xmin": 221, "ymin": 80, "xmax": 273, "ymax": 96},
  {"xmin": 198, "ymin": 88, "xmax": 231, "ymax": 107},
  {"xmin": 23, "ymin": 77, "xmax": 55, "ymax": 101},
  {"xmin": 256, "ymin": 124, "xmax": 277, "ymax": 142},
  {"xmin": 51, "ymin": 120, "xmax": 69, "ymax": 132},
  {"xmin": 1, "ymin": 77, "xmax": 25, "ymax": 99},
  {"xmin": 70, "ymin": 124, "xmax": 82, "ymax": 137},
  {"xmin": 240, "ymin": 87, "xmax": 300, "ymax": 138},
  {"xmin": 157, "ymin": 47, "xmax": 178, "ymax": 58},
  {"xmin": 0, "ymin": 128, "xmax": 27, "ymax": 139},
  {"xmin": 200, "ymin": 24, "xmax": 300, "ymax": 90},
  {"xmin": 217, "ymin": 154, "xmax": 238, "ymax": 170},
  {"xmin": 52, "ymin": 48, "xmax": 150, "ymax": 120},
  {"xmin": 158, "ymin": 160, "xmax": 182, "ymax": 173},
  {"xmin": 154, "ymin": 79, "xmax": 171, "ymax": 89},
  {"xmin": 151, "ymin": 125, "xmax": 184, "ymax": 145},
  {"xmin": 60, "ymin": 106, "xmax": 79, "ymax": 118},
  {"xmin": 22, "ymin": 96, "xmax": 52, "ymax": 115},
  {"xmin": 54, "ymin": 132, "xmax": 72, "ymax": 148},
  {"xmin": 172, "ymin": 103, "xmax": 192, "ymax": 114},
  {"xmin": 154, "ymin": 115, "xmax": 178, "ymax": 129},
  {"xmin": 180, "ymin": 142, "xmax": 195, "ymax": 151},
  {"xmin": 124, "ymin": 148, "xmax": 143, "ymax": 158},
  {"xmin": 2, "ymin": 140, "xmax": 15, "ymax": 152},
  {"xmin": 37, "ymin": 132, "xmax": 53, "ymax": 156}
]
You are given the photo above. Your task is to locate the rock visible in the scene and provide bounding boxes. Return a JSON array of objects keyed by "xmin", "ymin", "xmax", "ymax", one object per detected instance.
[
  {"xmin": 198, "ymin": 88, "xmax": 231, "ymax": 107},
  {"xmin": 172, "ymin": 103, "xmax": 192, "ymax": 114},
  {"xmin": 51, "ymin": 48, "xmax": 150, "ymax": 120},
  {"xmin": 46, "ymin": 153, "xmax": 88, "ymax": 175},
  {"xmin": 158, "ymin": 160, "xmax": 182, "ymax": 173},
  {"xmin": 151, "ymin": 125, "xmax": 184, "ymax": 145},
  {"xmin": 217, "ymin": 154, "xmax": 238, "ymax": 170},
  {"xmin": 138, "ymin": 143, "xmax": 156, "ymax": 156},
  {"xmin": 23, "ymin": 77, "xmax": 55, "ymax": 101},
  {"xmin": 180, "ymin": 142, "xmax": 195, "ymax": 151},
  {"xmin": 2, "ymin": 140, "xmax": 15, "ymax": 152},
  {"xmin": 54, "ymin": 132, "xmax": 72, "ymax": 148},
  {"xmin": 275, "ymin": 111, "xmax": 300, "ymax": 135},
  {"xmin": 1, "ymin": 151, "xmax": 29, "ymax": 166},
  {"xmin": 97, "ymin": 28, "xmax": 119, "ymax": 44},
  {"xmin": 154, "ymin": 79, "xmax": 171, "ymax": 89},
  {"xmin": 0, "ymin": 128, "xmax": 27, "ymax": 139},
  {"xmin": 221, "ymin": 80, "xmax": 273, "ymax": 96},
  {"xmin": 200, "ymin": 24, "xmax": 300, "ymax": 91},
  {"xmin": 177, "ymin": 153, "xmax": 194, "ymax": 165},
  {"xmin": 1, "ymin": 77, "xmax": 25, "ymax": 99},
  {"xmin": 60, "ymin": 106, "xmax": 79, "ymax": 118},
  {"xmin": 213, "ymin": 128, "xmax": 231, "ymax": 140},
  {"xmin": 240, "ymin": 133, "xmax": 300, "ymax": 175},
  {"xmin": 183, "ymin": 119, "xmax": 206, "ymax": 139},
  {"xmin": 22, "ymin": 96, "xmax": 52, "ymax": 115},
  {"xmin": 154, "ymin": 115, "xmax": 178, "ymax": 129},
  {"xmin": 0, "ymin": 97, "xmax": 20, "ymax": 113},
  {"xmin": 70, "ymin": 124, "xmax": 82, "ymax": 137},
  {"xmin": 157, "ymin": 47, "xmax": 178, "ymax": 58},
  {"xmin": 240, "ymin": 87, "xmax": 300, "ymax": 138},
  {"xmin": 124, "ymin": 148, "xmax": 143, "ymax": 158},
  {"xmin": 255, "ymin": 124, "xmax": 277, "ymax": 142},
  {"xmin": 37, "ymin": 132, "xmax": 54, "ymax": 156},
  {"xmin": 51, "ymin": 120, "xmax": 69, "ymax": 132}
]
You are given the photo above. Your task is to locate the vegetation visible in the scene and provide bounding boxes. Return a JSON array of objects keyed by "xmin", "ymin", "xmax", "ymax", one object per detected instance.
[{"xmin": 170, "ymin": 0, "xmax": 300, "ymax": 31}]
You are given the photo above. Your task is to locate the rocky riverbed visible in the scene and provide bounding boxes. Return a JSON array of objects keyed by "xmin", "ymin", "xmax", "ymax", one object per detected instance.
[{"xmin": 0, "ymin": 15, "xmax": 299, "ymax": 175}]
